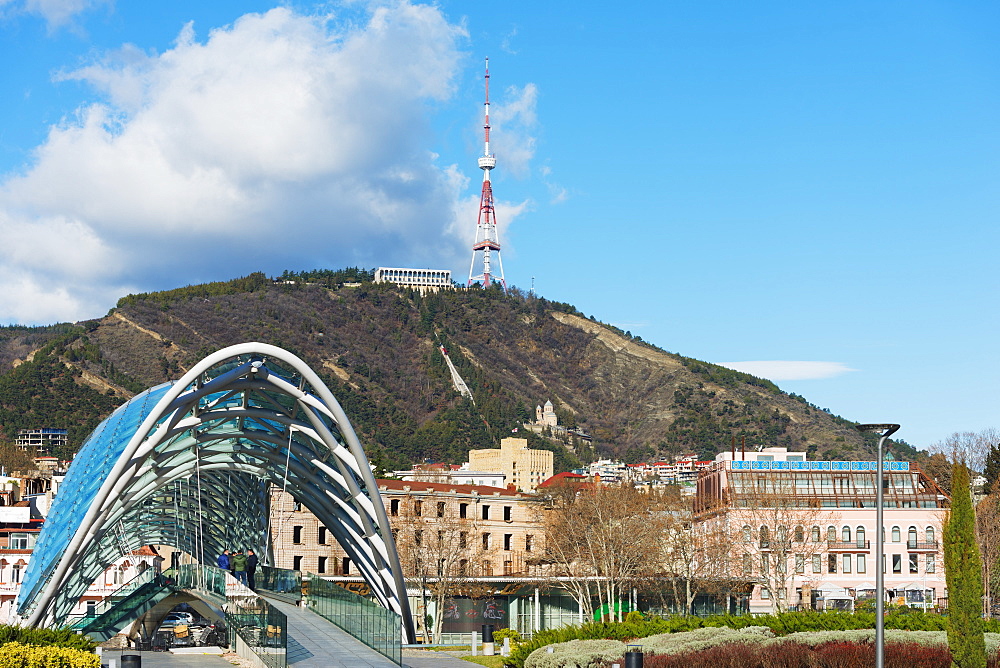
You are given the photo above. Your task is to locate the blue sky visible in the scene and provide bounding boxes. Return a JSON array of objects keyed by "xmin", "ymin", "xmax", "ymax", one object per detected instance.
[{"xmin": 0, "ymin": 1, "xmax": 996, "ymax": 451}]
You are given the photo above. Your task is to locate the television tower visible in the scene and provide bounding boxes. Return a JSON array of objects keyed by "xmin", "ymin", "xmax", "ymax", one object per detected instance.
[{"xmin": 467, "ymin": 57, "xmax": 507, "ymax": 293}]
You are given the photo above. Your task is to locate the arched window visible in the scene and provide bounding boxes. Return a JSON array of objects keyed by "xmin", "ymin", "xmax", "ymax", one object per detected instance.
[
  {"xmin": 908, "ymin": 526, "xmax": 917, "ymax": 547},
  {"xmin": 926, "ymin": 526, "xmax": 935, "ymax": 543},
  {"xmin": 842, "ymin": 526, "xmax": 851, "ymax": 543},
  {"xmin": 743, "ymin": 525, "xmax": 752, "ymax": 542},
  {"xmin": 891, "ymin": 526, "xmax": 901, "ymax": 543},
  {"xmin": 827, "ymin": 526, "xmax": 836, "ymax": 542},
  {"xmin": 777, "ymin": 526, "xmax": 787, "ymax": 543},
  {"xmin": 811, "ymin": 526, "xmax": 821, "ymax": 542},
  {"xmin": 794, "ymin": 526, "xmax": 804, "ymax": 542},
  {"xmin": 760, "ymin": 526, "xmax": 770, "ymax": 548},
  {"xmin": 856, "ymin": 527, "xmax": 866, "ymax": 547}
]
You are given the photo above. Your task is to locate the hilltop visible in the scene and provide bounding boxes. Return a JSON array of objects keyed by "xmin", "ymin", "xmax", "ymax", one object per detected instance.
[{"xmin": 0, "ymin": 271, "xmax": 918, "ymax": 470}]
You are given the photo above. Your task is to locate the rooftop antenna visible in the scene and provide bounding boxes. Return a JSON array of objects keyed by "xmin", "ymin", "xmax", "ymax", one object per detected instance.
[{"xmin": 467, "ymin": 57, "xmax": 508, "ymax": 293}]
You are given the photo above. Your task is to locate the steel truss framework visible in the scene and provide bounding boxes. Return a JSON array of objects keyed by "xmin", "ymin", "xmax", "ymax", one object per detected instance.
[{"xmin": 16, "ymin": 343, "xmax": 415, "ymax": 641}]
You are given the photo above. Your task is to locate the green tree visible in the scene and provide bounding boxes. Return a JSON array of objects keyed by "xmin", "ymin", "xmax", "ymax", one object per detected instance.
[
  {"xmin": 944, "ymin": 462, "xmax": 987, "ymax": 668},
  {"xmin": 984, "ymin": 445, "xmax": 1000, "ymax": 494}
]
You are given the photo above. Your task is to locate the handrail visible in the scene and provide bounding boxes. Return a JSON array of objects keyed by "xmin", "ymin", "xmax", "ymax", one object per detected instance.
[
  {"xmin": 302, "ymin": 572, "xmax": 401, "ymax": 665},
  {"xmin": 65, "ymin": 568, "xmax": 162, "ymax": 628}
]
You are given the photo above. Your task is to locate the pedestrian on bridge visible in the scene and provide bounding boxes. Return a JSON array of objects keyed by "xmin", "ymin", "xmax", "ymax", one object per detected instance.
[
  {"xmin": 232, "ymin": 550, "xmax": 249, "ymax": 586},
  {"xmin": 217, "ymin": 549, "xmax": 230, "ymax": 571},
  {"xmin": 247, "ymin": 549, "xmax": 259, "ymax": 591}
]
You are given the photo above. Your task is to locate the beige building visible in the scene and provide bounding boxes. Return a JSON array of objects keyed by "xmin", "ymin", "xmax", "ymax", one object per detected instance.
[
  {"xmin": 468, "ymin": 438, "xmax": 553, "ymax": 492},
  {"xmin": 269, "ymin": 479, "xmax": 542, "ymax": 579}
]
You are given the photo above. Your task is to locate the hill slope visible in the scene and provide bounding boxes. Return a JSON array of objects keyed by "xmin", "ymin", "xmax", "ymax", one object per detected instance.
[{"xmin": 0, "ymin": 273, "xmax": 915, "ymax": 469}]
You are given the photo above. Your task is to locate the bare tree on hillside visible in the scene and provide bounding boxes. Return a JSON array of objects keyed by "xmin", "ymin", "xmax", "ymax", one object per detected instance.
[{"xmin": 931, "ymin": 428, "xmax": 1000, "ymax": 474}]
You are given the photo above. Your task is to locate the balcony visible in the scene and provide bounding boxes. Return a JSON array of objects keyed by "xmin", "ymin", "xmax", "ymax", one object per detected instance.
[
  {"xmin": 827, "ymin": 541, "xmax": 870, "ymax": 551},
  {"xmin": 907, "ymin": 541, "xmax": 938, "ymax": 552}
]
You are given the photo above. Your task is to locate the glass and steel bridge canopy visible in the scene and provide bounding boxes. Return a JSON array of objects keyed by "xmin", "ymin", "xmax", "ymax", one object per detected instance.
[{"xmin": 16, "ymin": 342, "xmax": 415, "ymax": 642}]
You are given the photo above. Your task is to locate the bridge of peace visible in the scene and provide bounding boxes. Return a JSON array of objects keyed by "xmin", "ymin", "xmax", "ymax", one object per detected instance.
[{"xmin": 13, "ymin": 343, "xmax": 460, "ymax": 667}]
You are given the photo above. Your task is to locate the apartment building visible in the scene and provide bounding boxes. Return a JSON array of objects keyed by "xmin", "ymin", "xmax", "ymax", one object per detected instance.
[
  {"xmin": 468, "ymin": 438, "xmax": 553, "ymax": 492},
  {"xmin": 695, "ymin": 448, "xmax": 949, "ymax": 613}
]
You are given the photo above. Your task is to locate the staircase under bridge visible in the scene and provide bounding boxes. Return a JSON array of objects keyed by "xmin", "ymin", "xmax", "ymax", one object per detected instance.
[{"xmin": 67, "ymin": 565, "xmax": 402, "ymax": 667}]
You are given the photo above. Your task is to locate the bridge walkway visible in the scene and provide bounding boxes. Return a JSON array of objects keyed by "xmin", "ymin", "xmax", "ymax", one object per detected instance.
[{"xmin": 263, "ymin": 597, "xmax": 477, "ymax": 668}]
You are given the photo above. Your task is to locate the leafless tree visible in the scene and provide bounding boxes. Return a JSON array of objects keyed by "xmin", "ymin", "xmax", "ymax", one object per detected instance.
[
  {"xmin": 930, "ymin": 428, "xmax": 1000, "ymax": 473},
  {"xmin": 723, "ymin": 471, "xmax": 838, "ymax": 613},
  {"xmin": 393, "ymin": 495, "xmax": 486, "ymax": 642},
  {"xmin": 977, "ymin": 493, "xmax": 1000, "ymax": 617}
]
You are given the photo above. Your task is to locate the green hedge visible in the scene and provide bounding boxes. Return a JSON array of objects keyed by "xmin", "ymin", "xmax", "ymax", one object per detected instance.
[
  {"xmin": 0, "ymin": 627, "xmax": 95, "ymax": 652},
  {"xmin": 505, "ymin": 611, "xmax": 993, "ymax": 668}
]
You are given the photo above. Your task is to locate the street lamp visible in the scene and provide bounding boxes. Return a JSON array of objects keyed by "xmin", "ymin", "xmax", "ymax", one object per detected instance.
[{"xmin": 857, "ymin": 423, "xmax": 900, "ymax": 668}]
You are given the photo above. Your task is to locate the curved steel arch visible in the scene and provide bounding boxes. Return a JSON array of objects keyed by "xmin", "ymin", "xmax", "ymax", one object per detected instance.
[{"xmin": 17, "ymin": 343, "xmax": 415, "ymax": 642}]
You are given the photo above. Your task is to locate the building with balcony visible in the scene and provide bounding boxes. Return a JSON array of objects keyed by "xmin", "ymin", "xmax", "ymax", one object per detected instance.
[
  {"xmin": 694, "ymin": 447, "xmax": 949, "ymax": 613},
  {"xmin": 15, "ymin": 429, "xmax": 67, "ymax": 456}
]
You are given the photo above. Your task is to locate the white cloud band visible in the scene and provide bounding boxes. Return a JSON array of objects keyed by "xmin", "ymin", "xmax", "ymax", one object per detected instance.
[{"xmin": 718, "ymin": 361, "xmax": 857, "ymax": 381}]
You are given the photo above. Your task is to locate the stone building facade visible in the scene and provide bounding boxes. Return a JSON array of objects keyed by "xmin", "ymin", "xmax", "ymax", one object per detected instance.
[{"xmin": 268, "ymin": 479, "xmax": 542, "ymax": 578}]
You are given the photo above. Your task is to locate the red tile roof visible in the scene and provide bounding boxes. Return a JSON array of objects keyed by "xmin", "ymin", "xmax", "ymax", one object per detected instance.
[
  {"xmin": 538, "ymin": 472, "xmax": 587, "ymax": 488},
  {"xmin": 376, "ymin": 479, "xmax": 528, "ymax": 497}
]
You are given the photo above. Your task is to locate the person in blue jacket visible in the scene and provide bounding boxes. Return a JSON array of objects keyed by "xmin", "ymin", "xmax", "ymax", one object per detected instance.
[{"xmin": 217, "ymin": 549, "xmax": 230, "ymax": 570}]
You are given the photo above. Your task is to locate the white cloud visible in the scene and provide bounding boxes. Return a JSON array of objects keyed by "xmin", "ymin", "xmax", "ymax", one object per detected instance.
[
  {"xmin": 0, "ymin": 0, "xmax": 107, "ymax": 29},
  {"xmin": 490, "ymin": 83, "xmax": 538, "ymax": 178},
  {"xmin": 0, "ymin": 3, "xmax": 541, "ymax": 324},
  {"xmin": 718, "ymin": 361, "xmax": 857, "ymax": 381}
]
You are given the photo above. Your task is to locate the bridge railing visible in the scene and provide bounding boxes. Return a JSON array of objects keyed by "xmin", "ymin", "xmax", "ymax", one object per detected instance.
[
  {"xmin": 176, "ymin": 564, "xmax": 287, "ymax": 668},
  {"xmin": 302, "ymin": 573, "xmax": 401, "ymax": 665},
  {"xmin": 256, "ymin": 565, "xmax": 302, "ymax": 604}
]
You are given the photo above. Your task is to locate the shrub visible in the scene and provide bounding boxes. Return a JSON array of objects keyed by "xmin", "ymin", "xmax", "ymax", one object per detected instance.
[
  {"xmin": 0, "ymin": 642, "xmax": 100, "ymax": 668},
  {"xmin": 638, "ymin": 626, "xmax": 773, "ymax": 656},
  {"xmin": 494, "ymin": 628, "xmax": 524, "ymax": 648},
  {"xmin": 0, "ymin": 627, "xmax": 95, "ymax": 652},
  {"xmin": 524, "ymin": 639, "xmax": 626, "ymax": 668}
]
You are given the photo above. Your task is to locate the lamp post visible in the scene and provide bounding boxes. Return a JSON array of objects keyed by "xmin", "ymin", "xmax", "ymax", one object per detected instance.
[{"xmin": 857, "ymin": 423, "xmax": 900, "ymax": 668}]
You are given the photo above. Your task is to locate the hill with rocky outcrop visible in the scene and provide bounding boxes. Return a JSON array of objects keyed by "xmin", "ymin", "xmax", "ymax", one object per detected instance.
[{"xmin": 0, "ymin": 272, "xmax": 918, "ymax": 470}]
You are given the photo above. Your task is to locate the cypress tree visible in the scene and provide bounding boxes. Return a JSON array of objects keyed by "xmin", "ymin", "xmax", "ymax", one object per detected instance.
[
  {"xmin": 984, "ymin": 445, "xmax": 1000, "ymax": 494},
  {"xmin": 944, "ymin": 462, "xmax": 987, "ymax": 668}
]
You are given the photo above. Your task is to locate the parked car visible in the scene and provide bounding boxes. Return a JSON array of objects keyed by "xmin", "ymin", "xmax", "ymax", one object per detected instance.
[{"xmin": 159, "ymin": 612, "xmax": 195, "ymax": 628}]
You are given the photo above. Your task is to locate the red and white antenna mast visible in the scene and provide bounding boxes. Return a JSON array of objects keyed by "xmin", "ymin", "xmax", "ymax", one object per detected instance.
[{"xmin": 467, "ymin": 57, "xmax": 507, "ymax": 292}]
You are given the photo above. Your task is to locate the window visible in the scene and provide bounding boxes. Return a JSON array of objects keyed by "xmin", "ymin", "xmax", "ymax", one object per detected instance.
[
  {"xmin": 795, "ymin": 554, "xmax": 805, "ymax": 574},
  {"xmin": 293, "ymin": 526, "xmax": 303, "ymax": 544},
  {"xmin": 293, "ymin": 556, "xmax": 302, "ymax": 571},
  {"xmin": 437, "ymin": 502, "xmax": 446, "ymax": 518},
  {"xmin": 842, "ymin": 526, "xmax": 851, "ymax": 543},
  {"xmin": 760, "ymin": 526, "xmax": 770, "ymax": 548},
  {"xmin": 342, "ymin": 557, "xmax": 350, "ymax": 575},
  {"xmin": 482, "ymin": 561, "xmax": 494, "ymax": 576},
  {"xmin": 857, "ymin": 555, "xmax": 866, "ymax": 573},
  {"xmin": 760, "ymin": 587, "xmax": 771, "ymax": 600},
  {"xmin": 414, "ymin": 501, "xmax": 422, "ymax": 517},
  {"xmin": 525, "ymin": 535, "xmax": 533, "ymax": 552},
  {"xmin": 926, "ymin": 526, "xmax": 935, "ymax": 543},
  {"xmin": 777, "ymin": 526, "xmax": 787, "ymax": 543},
  {"xmin": 812, "ymin": 555, "xmax": 821, "ymax": 573},
  {"xmin": 828, "ymin": 554, "xmax": 837, "ymax": 573},
  {"xmin": 438, "ymin": 559, "xmax": 446, "ymax": 576},
  {"xmin": 743, "ymin": 526, "xmax": 752, "ymax": 542},
  {"xmin": 459, "ymin": 503, "xmax": 468, "ymax": 519},
  {"xmin": 318, "ymin": 527, "xmax": 327, "ymax": 545},
  {"xmin": 794, "ymin": 526, "xmax": 804, "ymax": 542},
  {"xmin": 503, "ymin": 561, "xmax": 514, "ymax": 575},
  {"xmin": 482, "ymin": 505, "xmax": 491, "ymax": 520},
  {"xmin": 318, "ymin": 556, "xmax": 327, "ymax": 574},
  {"xmin": 504, "ymin": 534, "xmax": 512, "ymax": 551},
  {"xmin": 908, "ymin": 526, "xmax": 917, "ymax": 548},
  {"xmin": 842, "ymin": 554, "xmax": 852, "ymax": 573},
  {"xmin": 11, "ymin": 564, "xmax": 21, "ymax": 583},
  {"xmin": 459, "ymin": 532, "xmax": 468, "ymax": 548},
  {"xmin": 761, "ymin": 553, "xmax": 770, "ymax": 575},
  {"xmin": 926, "ymin": 554, "xmax": 935, "ymax": 573},
  {"xmin": 743, "ymin": 553, "xmax": 752, "ymax": 576},
  {"xmin": 909, "ymin": 554, "xmax": 919, "ymax": 574},
  {"xmin": 9, "ymin": 534, "xmax": 29, "ymax": 550},
  {"xmin": 482, "ymin": 533, "xmax": 491, "ymax": 550},
  {"xmin": 892, "ymin": 526, "xmax": 901, "ymax": 543},
  {"xmin": 292, "ymin": 501, "xmax": 302, "ymax": 511},
  {"xmin": 415, "ymin": 530, "xmax": 423, "ymax": 546},
  {"xmin": 504, "ymin": 506, "xmax": 512, "ymax": 522},
  {"xmin": 459, "ymin": 559, "xmax": 468, "ymax": 575},
  {"xmin": 812, "ymin": 526, "xmax": 821, "ymax": 542},
  {"xmin": 856, "ymin": 527, "xmax": 866, "ymax": 547},
  {"xmin": 827, "ymin": 526, "xmax": 836, "ymax": 542},
  {"xmin": 892, "ymin": 554, "xmax": 902, "ymax": 573},
  {"xmin": 390, "ymin": 499, "xmax": 399, "ymax": 516},
  {"xmin": 437, "ymin": 530, "xmax": 445, "ymax": 545}
]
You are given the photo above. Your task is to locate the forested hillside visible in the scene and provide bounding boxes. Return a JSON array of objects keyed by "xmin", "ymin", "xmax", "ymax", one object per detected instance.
[{"xmin": 0, "ymin": 272, "xmax": 918, "ymax": 470}]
